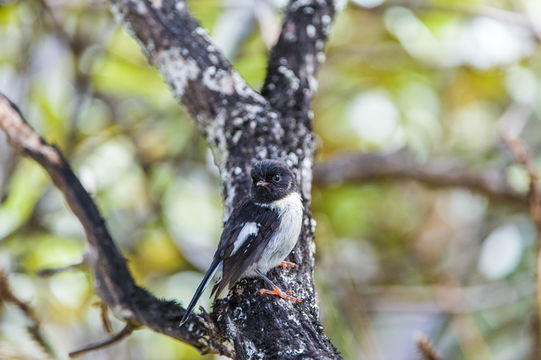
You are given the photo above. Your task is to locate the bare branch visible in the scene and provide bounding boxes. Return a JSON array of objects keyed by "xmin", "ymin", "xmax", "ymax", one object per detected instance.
[
  {"xmin": 262, "ymin": 0, "xmax": 336, "ymax": 116},
  {"xmin": 69, "ymin": 324, "xmax": 135, "ymax": 358},
  {"xmin": 500, "ymin": 131, "xmax": 541, "ymax": 354},
  {"xmin": 100, "ymin": 303, "xmax": 114, "ymax": 334},
  {"xmin": 0, "ymin": 269, "xmax": 56, "ymax": 359},
  {"xmin": 0, "ymin": 93, "xmax": 235, "ymax": 357},
  {"xmin": 313, "ymin": 150, "xmax": 527, "ymax": 206},
  {"xmin": 36, "ymin": 261, "xmax": 86, "ymax": 277}
]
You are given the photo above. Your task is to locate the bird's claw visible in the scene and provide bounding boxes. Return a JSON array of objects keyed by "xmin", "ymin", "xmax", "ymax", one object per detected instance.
[
  {"xmin": 279, "ymin": 261, "xmax": 296, "ymax": 269},
  {"xmin": 259, "ymin": 286, "xmax": 301, "ymax": 303}
]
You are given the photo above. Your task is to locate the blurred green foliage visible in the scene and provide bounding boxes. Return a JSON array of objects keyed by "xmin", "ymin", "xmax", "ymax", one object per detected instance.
[{"xmin": 1, "ymin": 0, "xmax": 541, "ymax": 359}]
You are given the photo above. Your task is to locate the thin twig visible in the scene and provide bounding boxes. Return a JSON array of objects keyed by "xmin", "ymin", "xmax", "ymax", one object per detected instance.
[
  {"xmin": 100, "ymin": 303, "xmax": 113, "ymax": 334},
  {"xmin": 0, "ymin": 269, "xmax": 57, "ymax": 359},
  {"xmin": 500, "ymin": 131, "xmax": 541, "ymax": 356},
  {"xmin": 314, "ymin": 150, "xmax": 527, "ymax": 206},
  {"xmin": 36, "ymin": 261, "xmax": 86, "ymax": 277},
  {"xmin": 69, "ymin": 324, "xmax": 135, "ymax": 358},
  {"xmin": 414, "ymin": 331, "xmax": 443, "ymax": 360}
]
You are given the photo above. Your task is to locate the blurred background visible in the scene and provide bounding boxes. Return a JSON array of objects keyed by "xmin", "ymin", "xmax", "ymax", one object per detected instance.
[{"xmin": 1, "ymin": 0, "xmax": 541, "ymax": 359}]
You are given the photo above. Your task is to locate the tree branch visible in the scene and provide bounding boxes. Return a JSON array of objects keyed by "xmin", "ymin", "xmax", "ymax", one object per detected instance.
[
  {"xmin": 313, "ymin": 150, "xmax": 527, "ymax": 206},
  {"xmin": 69, "ymin": 324, "xmax": 135, "ymax": 358},
  {"xmin": 0, "ymin": 93, "xmax": 235, "ymax": 357},
  {"xmin": 262, "ymin": 0, "xmax": 336, "ymax": 117},
  {"xmin": 500, "ymin": 131, "xmax": 541, "ymax": 355},
  {"xmin": 0, "ymin": 269, "xmax": 56, "ymax": 359}
]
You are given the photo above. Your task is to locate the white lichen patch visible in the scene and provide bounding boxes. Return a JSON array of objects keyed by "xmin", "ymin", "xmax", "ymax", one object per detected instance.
[
  {"xmin": 316, "ymin": 51, "xmax": 326, "ymax": 64},
  {"xmin": 232, "ymin": 130, "xmax": 242, "ymax": 144},
  {"xmin": 244, "ymin": 340, "xmax": 259, "ymax": 358},
  {"xmin": 150, "ymin": 0, "xmax": 162, "ymax": 8},
  {"xmin": 304, "ymin": 54, "xmax": 318, "ymax": 92},
  {"xmin": 175, "ymin": 1, "xmax": 185, "ymax": 11},
  {"xmin": 321, "ymin": 14, "xmax": 331, "ymax": 26},
  {"xmin": 334, "ymin": 0, "xmax": 348, "ymax": 12},
  {"xmin": 202, "ymin": 66, "xmax": 235, "ymax": 95},
  {"xmin": 284, "ymin": 31, "xmax": 297, "ymax": 42},
  {"xmin": 195, "ymin": 27, "xmax": 209, "ymax": 37},
  {"xmin": 255, "ymin": 146, "xmax": 269, "ymax": 160},
  {"xmin": 244, "ymin": 104, "xmax": 269, "ymax": 123},
  {"xmin": 278, "ymin": 66, "xmax": 300, "ymax": 91},
  {"xmin": 310, "ymin": 218, "xmax": 317, "ymax": 233},
  {"xmin": 154, "ymin": 48, "xmax": 200, "ymax": 99},
  {"xmin": 308, "ymin": 76, "xmax": 318, "ymax": 93},
  {"xmin": 134, "ymin": 0, "xmax": 147, "ymax": 14},
  {"xmin": 208, "ymin": 53, "xmax": 219, "ymax": 65},
  {"xmin": 293, "ymin": 343, "xmax": 306, "ymax": 354},
  {"xmin": 223, "ymin": 182, "xmax": 237, "ymax": 219},
  {"xmin": 206, "ymin": 110, "xmax": 228, "ymax": 162},
  {"xmin": 306, "ymin": 24, "xmax": 316, "ymax": 39},
  {"xmin": 232, "ymin": 117, "xmax": 244, "ymax": 126},
  {"xmin": 303, "ymin": 6, "xmax": 315, "ymax": 14},
  {"xmin": 300, "ymin": 156, "xmax": 312, "ymax": 200},
  {"xmin": 233, "ymin": 73, "xmax": 266, "ymax": 103},
  {"xmin": 291, "ymin": 0, "xmax": 315, "ymax": 12},
  {"xmin": 287, "ymin": 152, "xmax": 299, "ymax": 166}
]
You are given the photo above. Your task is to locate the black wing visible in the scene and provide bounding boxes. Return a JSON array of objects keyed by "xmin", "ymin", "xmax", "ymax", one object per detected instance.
[{"xmin": 211, "ymin": 200, "xmax": 280, "ymax": 297}]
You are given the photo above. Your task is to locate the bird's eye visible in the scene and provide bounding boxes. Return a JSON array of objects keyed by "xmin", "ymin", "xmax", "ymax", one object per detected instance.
[{"xmin": 272, "ymin": 174, "xmax": 281, "ymax": 182}]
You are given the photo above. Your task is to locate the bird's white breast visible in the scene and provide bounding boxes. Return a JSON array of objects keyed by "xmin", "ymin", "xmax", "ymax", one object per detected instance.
[{"xmin": 254, "ymin": 192, "xmax": 303, "ymax": 273}]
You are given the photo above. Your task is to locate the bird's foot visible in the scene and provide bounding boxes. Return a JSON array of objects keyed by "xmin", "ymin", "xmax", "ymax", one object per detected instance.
[
  {"xmin": 279, "ymin": 261, "xmax": 296, "ymax": 269},
  {"xmin": 259, "ymin": 286, "xmax": 301, "ymax": 303}
]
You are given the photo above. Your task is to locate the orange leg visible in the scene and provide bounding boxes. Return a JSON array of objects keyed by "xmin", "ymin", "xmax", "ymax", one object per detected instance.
[
  {"xmin": 255, "ymin": 269, "xmax": 301, "ymax": 303},
  {"xmin": 260, "ymin": 286, "xmax": 300, "ymax": 303},
  {"xmin": 279, "ymin": 261, "xmax": 296, "ymax": 269}
]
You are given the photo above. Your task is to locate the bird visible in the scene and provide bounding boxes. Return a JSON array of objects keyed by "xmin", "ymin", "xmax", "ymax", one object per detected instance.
[{"xmin": 179, "ymin": 159, "xmax": 304, "ymax": 326}]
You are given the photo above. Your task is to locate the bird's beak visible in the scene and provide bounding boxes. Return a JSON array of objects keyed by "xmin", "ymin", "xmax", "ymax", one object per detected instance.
[{"xmin": 256, "ymin": 180, "xmax": 270, "ymax": 187}]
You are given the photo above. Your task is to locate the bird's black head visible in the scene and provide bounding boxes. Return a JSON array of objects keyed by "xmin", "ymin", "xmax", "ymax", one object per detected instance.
[{"xmin": 250, "ymin": 160, "xmax": 297, "ymax": 204}]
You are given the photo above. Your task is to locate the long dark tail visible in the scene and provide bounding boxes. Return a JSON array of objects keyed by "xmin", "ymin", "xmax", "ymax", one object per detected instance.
[{"xmin": 179, "ymin": 257, "xmax": 221, "ymax": 326}]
